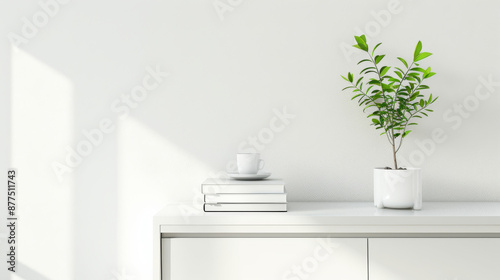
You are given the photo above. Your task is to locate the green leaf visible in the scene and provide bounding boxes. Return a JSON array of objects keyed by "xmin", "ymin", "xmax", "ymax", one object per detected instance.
[
  {"xmin": 372, "ymin": 118, "xmax": 380, "ymax": 125},
  {"xmin": 357, "ymin": 59, "xmax": 371, "ymax": 65},
  {"xmin": 356, "ymin": 77, "xmax": 364, "ymax": 86},
  {"xmin": 341, "ymin": 75, "xmax": 349, "ymax": 82},
  {"xmin": 402, "ymin": 130, "xmax": 412, "ymax": 138},
  {"xmin": 342, "ymin": 86, "xmax": 354, "ymax": 91},
  {"xmin": 380, "ymin": 66, "xmax": 391, "ymax": 76},
  {"xmin": 424, "ymin": 72, "xmax": 436, "ymax": 79},
  {"xmin": 414, "ymin": 41, "xmax": 422, "ymax": 60},
  {"xmin": 364, "ymin": 104, "xmax": 377, "ymax": 112},
  {"xmin": 394, "ymin": 67, "xmax": 406, "ymax": 75},
  {"xmin": 397, "ymin": 57, "xmax": 409, "ymax": 68},
  {"xmin": 419, "ymin": 99, "xmax": 425, "ymax": 107},
  {"xmin": 351, "ymin": 93, "xmax": 363, "ymax": 100},
  {"xmin": 353, "ymin": 44, "xmax": 363, "ymax": 50},
  {"xmin": 388, "ymin": 77, "xmax": 400, "ymax": 83},
  {"xmin": 381, "ymin": 83, "xmax": 393, "ymax": 92},
  {"xmin": 410, "ymin": 67, "xmax": 426, "ymax": 73},
  {"xmin": 354, "ymin": 36, "xmax": 368, "ymax": 52},
  {"xmin": 372, "ymin": 42, "xmax": 382, "ymax": 56},
  {"xmin": 348, "ymin": 72, "xmax": 353, "ymax": 83},
  {"xmin": 360, "ymin": 67, "xmax": 376, "ymax": 74},
  {"xmin": 415, "ymin": 52, "xmax": 432, "ymax": 62},
  {"xmin": 424, "ymin": 67, "xmax": 431, "ymax": 76},
  {"xmin": 375, "ymin": 55, "xmax": 385, "ymax": 64}
]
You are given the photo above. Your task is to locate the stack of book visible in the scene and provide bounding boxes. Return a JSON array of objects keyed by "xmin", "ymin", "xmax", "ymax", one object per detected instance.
[{"xmin": 202, "ymin": 178, "xmax": 287, "ymax": 212}]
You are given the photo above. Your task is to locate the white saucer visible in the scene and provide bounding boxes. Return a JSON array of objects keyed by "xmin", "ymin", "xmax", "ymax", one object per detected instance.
[{"xmin": 227, "ymin": 172, "xmax": 272, "ymax": 180}]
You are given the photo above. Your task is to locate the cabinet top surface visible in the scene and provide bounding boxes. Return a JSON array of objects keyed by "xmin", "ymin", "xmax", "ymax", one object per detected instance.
[{"xmin": 154, "ymin": 202, "xmax": 500, "ymax": 225}]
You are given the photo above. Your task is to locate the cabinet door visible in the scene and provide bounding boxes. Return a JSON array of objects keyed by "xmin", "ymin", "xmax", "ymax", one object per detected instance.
[
  {"xmin": 163, "ymin": 238, "xmax": 367, "ymax": 280},
  {"xmin": 370, "ymin": 238, "xmax": 500, "ymax": 280}
]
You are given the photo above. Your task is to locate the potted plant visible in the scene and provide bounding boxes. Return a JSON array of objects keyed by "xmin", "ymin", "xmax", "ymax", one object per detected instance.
[{"xmin": 341, "ymin": 35, "xmax": 438, "ymax": 210}]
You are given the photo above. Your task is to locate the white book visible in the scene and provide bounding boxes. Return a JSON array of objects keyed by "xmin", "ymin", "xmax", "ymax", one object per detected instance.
[
  {"xmin": 204, "ymin": 193, "xmax": 287, "ymax": 203},
  {"xmin": 201, "ymin": 178, "xmax": 285, "ymax": 194},
  {"xmin": 204, "ymin": 203, "xmax": 287, "ymax": 212}
]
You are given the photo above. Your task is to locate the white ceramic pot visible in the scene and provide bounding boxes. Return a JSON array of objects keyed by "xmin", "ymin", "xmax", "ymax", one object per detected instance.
[{"xmin": 374, "ymin": 167, "xmax": 422, "ymax": 210}]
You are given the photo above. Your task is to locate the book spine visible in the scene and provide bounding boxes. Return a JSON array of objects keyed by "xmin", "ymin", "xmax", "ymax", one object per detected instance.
[
  {"xmin": 204, "ymin": 194, "xmax": 287, "ymax": 203},
  {"xmin": 203, "ymin": 203, "xmax": 287, "ymax": 212},
  {"xmin": 201, "ymin": 185, "xmax": 285, "ymax": 194}
]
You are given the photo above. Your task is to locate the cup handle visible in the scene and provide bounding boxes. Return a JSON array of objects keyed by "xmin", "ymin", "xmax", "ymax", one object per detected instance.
[{"xmin": 258, "ymin": 159, "xmax": 265, "ymax": 170}]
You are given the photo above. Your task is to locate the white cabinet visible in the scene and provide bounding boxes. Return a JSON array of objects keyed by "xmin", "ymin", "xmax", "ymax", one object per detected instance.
[
  {"xmin": 154, "ymin": 202, "xmax": 500, "ymax": 280},
  {"xmin": 369, "ymin": 238, "xmax": 500, "ymax": 280},
  {"xmin": 164, "ymin": 238, "xmax": 367, "ymax": 280}
]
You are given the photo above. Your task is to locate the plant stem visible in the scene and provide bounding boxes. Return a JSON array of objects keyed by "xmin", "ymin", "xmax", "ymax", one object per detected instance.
[
  {"xmin": 392, "ymin": 62, "xmax": 414, "ymax": 113},
  {"xmin": 395, "ymin": 102, "xmax": 429, "ymax": 154},
  {"xmin": 392, "ymin": 141, "xmax": 398, "ymax": 169},
  {"xmin": 368, "ymin": 52, "xmax": 394, "ymax": 145}
]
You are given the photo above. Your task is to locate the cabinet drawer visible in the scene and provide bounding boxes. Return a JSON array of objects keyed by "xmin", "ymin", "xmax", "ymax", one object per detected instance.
[
  {"xmin": 163, "ymin": 238, "xmax": 367, "ymax": 280},
  {"xmin": 370, "ymin": 238, "xmax": 500, "ymax": 280}
]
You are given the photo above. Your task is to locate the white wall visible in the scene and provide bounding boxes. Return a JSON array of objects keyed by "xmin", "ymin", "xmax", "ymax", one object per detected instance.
[{"xmin": 1, "ymin": 0, "xmax": 499, "ymax": 279}]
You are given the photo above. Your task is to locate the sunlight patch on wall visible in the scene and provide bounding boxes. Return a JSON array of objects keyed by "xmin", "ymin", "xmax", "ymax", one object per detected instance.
[
  {"xmin": 116, "ymin": 117, "xmax": 213, "ymax": 279},
  {"xmin": 11, "ymin": 45, "xmax": 74, "ymax": 280},
  {"xmin": 10, "ymin": 274, "xmax": 27, "ymax": 280}
]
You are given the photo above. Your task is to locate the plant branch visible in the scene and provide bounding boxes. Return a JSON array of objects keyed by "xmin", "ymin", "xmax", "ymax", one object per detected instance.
[
  {"xmin": 348, "ymin": 82, "xmax": 381, "ymax": 109},
  {"xmin": 349, "ymin": 81, "xmax": 394, "ymax": 146},
  {"xmin": 395, "ymin": 104, "xmax": 430, "ymax": 153},
  {"xmin": 392, "ymin": 61, "xmax": 415, "ymax": 113},
  {"xmin": 367, "ymin": 52, "xmax": 394, "ymax": 142}
]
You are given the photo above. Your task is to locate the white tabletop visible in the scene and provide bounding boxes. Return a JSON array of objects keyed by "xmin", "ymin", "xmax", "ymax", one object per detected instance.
[{"xmin": 154, "ymin": 202, "xmax": 500, "ymax": 235}]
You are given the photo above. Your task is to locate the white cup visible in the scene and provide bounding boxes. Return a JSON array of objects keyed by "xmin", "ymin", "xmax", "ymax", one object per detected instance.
[{"xmin": 237, "ymin": 153, "xmax": 265, "ymax": 174}]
